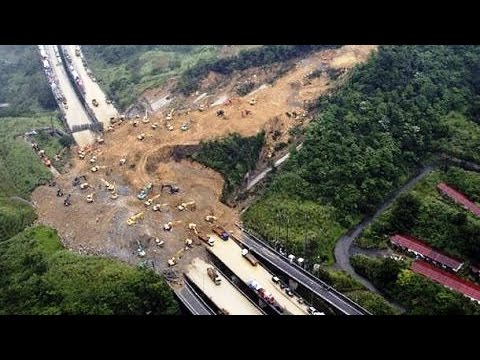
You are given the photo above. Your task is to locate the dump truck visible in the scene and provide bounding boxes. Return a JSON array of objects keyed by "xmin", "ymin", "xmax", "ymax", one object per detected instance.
[
  {"xmin": 162, "ymin": 184, "xmax": 179, "ymax": 194},
  {"xmin": 242, "ymin": 249, "xmax": 258, "ymax": 266},
  {"xmin": 137, "ymin": 183, "xmax": 153, "ymax": 200},
  {"xmin": 212, "ymin": 225, "xmax": 229, "ymax": 241},
  {"xmin": 207, "ymin": 267, "xmax": 221, "ymax": 285},
  {"xmin": 197, "ymin": 233, "xmax": 215, "ymax": 247}
]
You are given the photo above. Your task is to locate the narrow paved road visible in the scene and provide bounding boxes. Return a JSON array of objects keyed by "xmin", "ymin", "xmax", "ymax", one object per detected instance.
[
  {"xmin": 334, "ymin": 166, "xmax": 434, "ymax": 294},
  {"xmin": 175, "ymin": 282, "xmax": 215, "ymax": 315}
]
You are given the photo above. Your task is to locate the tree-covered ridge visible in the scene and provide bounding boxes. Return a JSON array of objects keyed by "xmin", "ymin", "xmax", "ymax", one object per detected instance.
[
  {"xmin": 0, "ymin": 226, "xmax": 180, "ymax": 315},
  {"xmin": 265, "ymin": 46, "xmax": 480, "ymax": 225},
  {"xmin": 176, "ymin": 45, "xmax": 340, "ymax": 95},
  {"xmin": 0, "ymin": 45, "xmax": 56, "ymax": 117}
]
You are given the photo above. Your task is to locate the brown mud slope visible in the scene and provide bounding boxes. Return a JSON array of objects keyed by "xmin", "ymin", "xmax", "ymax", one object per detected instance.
[{"xmin": 32, "ymin": 45, "xmax": 377, "ymax": 286}]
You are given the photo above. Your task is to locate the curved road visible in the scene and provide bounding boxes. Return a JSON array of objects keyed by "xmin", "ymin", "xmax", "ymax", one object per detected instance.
[{"xmin": 334, "ymin": 166, "xmax": 434, "ymax": 294}]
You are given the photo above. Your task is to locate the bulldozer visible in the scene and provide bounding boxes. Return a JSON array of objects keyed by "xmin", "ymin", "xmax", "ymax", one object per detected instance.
[
  {"xmin": 137, "ymin": 183, "xmax": 153, "ymax": 200},
  {"xmin": 205, "ymin": 215, "xmax": 217, "ymax": 223},
  {"xmin": 127, "ymin": 212, "xmax": 144, "ymax": 226},
  {"xmin": 177, "ymin": 201, "xmax": 196, "ymax": 211},
  {"xmin": 161, "ymin": 184, "xmax": 179, "ymax": 194}
]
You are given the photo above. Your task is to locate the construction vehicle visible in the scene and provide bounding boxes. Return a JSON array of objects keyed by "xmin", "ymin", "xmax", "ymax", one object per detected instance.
[
  {"xmin": 48, "ymin": 180, "xmax": 56, "ymax": 187},
  {"xmin": 137, "ymin": 183, "xmax": 153, "ymax": 200},
  {"xmin": 86, "ymin": 193, "xmax": 94, "ymax": 203},
  {"xmin": 177, "ymin": 200, "xmax": 196, "ymax": 211},
  {"xmin": 167, "ymin": 257, "xmax": 177, "ymax": 266},
  {"xmin": 74, "ymin": 46, "xmax": 81, "ymax": 56},
  {"xmin": 185, "ymin": 238, "xmax": 193, "ymax": 248},
  {"xmin": 89, "ymin": 156, "xmax": 97, "ymax": 164},
  {"xmin": 212, "ymin": 225, "xmax": 229, "ymax": 241},
  {"xmin": 142, "ymin": 118, "xmax": 150, "ymax": 124},
  {"xmin": 161, "ymin": 184, "xmax": 179, "ymax": 194},
  {"xmin": 106, "ymin": 125, "xmax": 115, "ymax": 132},
  {"xmin": 249, "ymin": 97, "xmax": 257, "ymax": 105},
  {"xmin": 133, "ymin": 120, "xmax": 139, "ymax": 127},
  {"xmin": 151, "ymin": 123, "xmax": 158, "ymax": 130},
  {"xmin": 155, "ymin": 238, "xmax": 165, "ymax": 247},
  {"xmin": 57, "ymin": 188, "xmax": 64, "ymax": 197},
  {"xmin": 63, "ymin": 194, "xmax": 72, "ymax": 206},
  {"xmin": 242, "ymin": 249, "xmax": 258, "ymax": 266},
  {"xmin": 92, "ymin": 99, "xmax": 99, "ymax": 107},
  {"xmin": 188, "ymin": 223, "xmax": 198, "ymax": 235},
  {"xmin": 180, "ymin": 123, "xmax": 189, "ymax": 131},
  {"xmin": 198, "ymin": 233, "xmax": 215, "ymax": 247},
  {"xmin": 78, "ymin": 151, "xmax": 86, "ymax": 160},
  {"xmin": 216, "ymin": 109, "xmax": 225, "ymax": 117},
  {"xmin": 144, "ymin": 194, "xmax": 161, "ymax": 207},
  {"xmin": 73, "ymin": 175, "xmax": 87, "ymax": 187},
  {"xmin": 163, "ymin": 222, "xmax": 173, "ymax": 231},
  {"xmin": 119, "ymin": 157, "xmax": 127, "ymax": 166},
  {"xmin": 80, "ymin": 182, "xmax": 89, "ymax": 190},
  {"xmin": 166, "ymin": 123, "xmax": 174, "ymax": 131},
  {"xmin": 96, "ymin": 137, "xmax": 104, "ymax": 144},
  {"xmin": 137, "ymin": 133, "xmax": 146, "ymax": 141},
  {"xmin": 152, "ymin": 203, "xmax": 168, "ymax": 212},
  {"xmin": 198, "ymin": 104, "xmax": 205, "ymax": 112},
  {"xmin": 207, "ymin": 267, "xmax": 221, "ymax": 285},
  {"xmin": 127, "ymin": 212, "xmax": 144, "ymax": 226},
  {"xmin": 205, "ymin": 215, "xmax": 217, "ymax": 223},
  {"xmin": 43, "ymin": 157, "xmax": 51, "ymax": 167}
]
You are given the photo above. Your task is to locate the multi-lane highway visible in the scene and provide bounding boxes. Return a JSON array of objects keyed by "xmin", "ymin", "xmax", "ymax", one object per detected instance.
[
  {"xmin": 238, "ymin": 229, "xmax": 371, "ymax": 315},
  {"xmin": 63, "ymin": 45, "xmax": 118, "ymax": 126},
  {"xmin": 175, "ymin": 281, "xmax": 215, "ymax": 315},
  {"xmin": 42, "ymin": 45, "xmax": 95, "ymax": 146}
]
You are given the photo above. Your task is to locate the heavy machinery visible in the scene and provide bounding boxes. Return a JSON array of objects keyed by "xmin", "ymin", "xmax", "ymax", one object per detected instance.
[
  {"xmin": 166, "ymin": 123, "xmax": 174, "ymax": 131},
  {"xmin": 144, "ymin": 194, "xmax": 161, "ymax": 207},
  {"xmin": 119, "ymin": 157, "xmax": 127, "ymax": 166},
  {"xmin": 249, "ymin": 97, "xmax": 257, "ymax": 105},
  {"xmin": 63, "ymin": 194, "xmax": 72, "ymax": 206},
  {"xmin": 198, "ymin": 233, "xmax": 215, "ymax": 247},
  {"xmin": 161, "ymin": 184, "xmax": 179, "ymax": 194},
  {"xmin": 151, "ymin": 123, "xmax": 158, "ymax": 130},
  {"xmin": 92, "ymin": 99, "xmax": 99, "ymax": 107},
  {"xmin": 242, "ymin": 249, "xmax": 258, "ymax": 266},
  {"xmin": 185, "ymin": 238, "xmax": 193, "ymax": 248},
  {"xmin": 72, "ymin": 175, "xmax": 87, "ymax": 187},
  {"xmin": 180, "ymin": 123, "xmax": 189, "ymax": 131},
  {"xmin": 133, "ymin": 120, "xmax": 139, "ymax": 127},
  {"xmin": 188, "ymin": 223, "xmax": 198, "ymax": 235},
  {"xmin": 48, "ymin": 180, "xmax": 56, "ymax": 187},
  {"xmin": 152, "ymin": 203, "xmax": 168, "ymax": 212},
  {"xmin": 216, "ymin": 109, "xmax": 225, "ymax": 117},
  {"xmin": 57, "ymin": 188, "xmax": 64, "ymax": 197},
  {"xmin": 96, "ymin": 137, "xmax": 104, "ymax": 144},
  {"xmin": 137, "ymin": 133, "xmax": 146, "ymax": 141},
  {"xmin": 163, "ymin": 222, "xmax": 173, "ymax": 231},
  {"xmin": 155, "ymin": 238, "xmax": 165, "ymax": 247},
  {"xmin": 205, "ymin": 215, "xmax": 217, "ymax": 223},
  {"xmin": 127, "ymin": 212, "xmax": 144, "ymax": 226},
  {"xmin": 80, "ymin": 182, "xmax": 89, "ymax": 190},
  {"xmin": 90, "ymin": 165, "xmax": 106, "ymax": 173},
  {"xmin": 207, "ymin": 267, "xmax": 221, "ymax": 285},
  {"xmin": 86, "ymin": 193, "xmax": 94, "ymax": 203},
  {"xmin": 137, "ymin": 183, "xmax": 153, "ymax": 200},
  {"xmin": 100, "ymin": 178, "xmax": 115, "ymax": 192},
  {"xmin": 212, "ymin": 225, "xmax": 229, "ymax": 241},
  {"xmin": 177, "ymin": 201, "xmax": 196, "ymax": 211},
  {"xmin": 110, "ymin": 192, "xmax": 118, "ymax": 200}
]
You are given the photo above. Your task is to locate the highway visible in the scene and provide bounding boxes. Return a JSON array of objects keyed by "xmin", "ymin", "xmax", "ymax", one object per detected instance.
[
  {"xmin": 185, "ymin": 258, "xmax": 263, "ymax": 315},
  {"xmin": 238, "ymin": 229, "xmax": 371, "ymax": 315},
  {"xmin": 64, "ymin": 45, "xmax": 119, "ymax": 126},
  {"xmin": 208, "ymin": 234, "xmax": 310, "ymax": 315},
  {"xmin": 43, "ymin": 45, "xmax": 95, "ymax": 146},
  {"xmin": 175, "ymin": 281, "xmax": 215, "ymax": 315}
]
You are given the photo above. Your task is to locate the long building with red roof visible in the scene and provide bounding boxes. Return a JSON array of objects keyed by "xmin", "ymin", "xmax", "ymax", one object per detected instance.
[
  {"xmin": 412, "ymin": 260, "xmax": 480, "ymax": 304},
  {"xmin": 390, "ymin": 234, "xmax": 464, "ymax": 272},
  {"xmin": 437, "ymin": 182, "xmax": 480, "ymax": 217}
]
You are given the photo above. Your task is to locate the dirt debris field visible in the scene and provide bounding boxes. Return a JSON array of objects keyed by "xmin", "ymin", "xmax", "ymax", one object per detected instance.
[{"xmin": 32, "ymin": 45, "xmax": 377, "ymax": 287}]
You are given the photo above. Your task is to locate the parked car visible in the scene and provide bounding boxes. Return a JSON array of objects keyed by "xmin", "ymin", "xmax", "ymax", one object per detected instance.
[{"xmin": 92, "ymin": 99, "xmax": 99, "ymax": 107}]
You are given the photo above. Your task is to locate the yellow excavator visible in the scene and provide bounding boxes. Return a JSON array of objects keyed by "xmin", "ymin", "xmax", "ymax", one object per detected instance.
[
  {"xmin": 127, "ymin": 212, "xmax": 144, "ymax": 226},
  {"xmin": 177, "ymin": 200, "xmax": 196, "ymax": 211},
  {"xmin": 86, "ymin": 193, "xmax": 95, "ymax": 203},
  {"xmin": 144, "ymin": 194, "xmax": 161, "ymax": 207},
  {"xmin": 205, "ymin": 215, "xmax": 217, "ymax": 223}
]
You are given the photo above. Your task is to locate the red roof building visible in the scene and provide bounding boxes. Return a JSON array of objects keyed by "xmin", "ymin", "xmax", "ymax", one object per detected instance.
[
  {"xmin": 390, "ymin": 234, "xmax": 464, "ymax": 272},
  {"xmin": 412, "ymin": 260, "xmax": 480, "ymax": 304},
  {"xmin": 437, "ymin": 182, "xmax": 480, "ymax": 217}
]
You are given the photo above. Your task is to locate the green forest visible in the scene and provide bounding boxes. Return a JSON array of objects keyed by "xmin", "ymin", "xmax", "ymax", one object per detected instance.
[
  {"xmin": 0, "ymin": 226, "xmax": 179, "ymax": 315},
  {"xmin": 191, "ymin": 132, "xmax": 265, "ymax": 201},
  {"xmin": 243, "ymin": 45, "xmax": 480, "ymax": 266},
  {"xmin": 82, "ymin": 45, "xmax": 223, "ymax": 110},
  {"xmin": 0, "ymin": 45, "xmax": 56, "ymax": 117}
]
